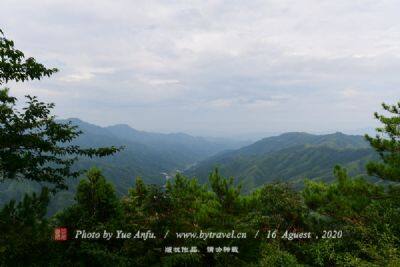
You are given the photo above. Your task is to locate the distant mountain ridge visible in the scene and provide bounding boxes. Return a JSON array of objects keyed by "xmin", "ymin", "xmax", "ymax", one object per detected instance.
[
  {"xmin": 237, "ymin": 132, "xmax": 369, "ymax": 155},
  {"xmin": 0, "ymin": 120, "xmax": 378, "ymax": 214},
  {"xmin": 63, "ymin": 118, "xmax": 245, "ymax": 189},
  {"xmin": 185, "ymin": 132, "xmax": 377, "ymax": 191},
  {"xmin": 0, "ymin": 118, "xmax": 246, "ymax": 213}
]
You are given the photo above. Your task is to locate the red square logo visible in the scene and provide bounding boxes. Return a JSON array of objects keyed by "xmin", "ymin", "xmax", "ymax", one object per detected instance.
[{"xmin": 54, "ymin": 227, "xmax": 68, "ymax": 241}]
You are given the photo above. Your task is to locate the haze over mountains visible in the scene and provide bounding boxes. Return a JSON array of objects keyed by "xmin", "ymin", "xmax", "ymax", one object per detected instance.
[
  {"xmin": 0, "ymin": 118, "xmax": 246, "ymax": 211},
  {"xmin": 0, "ymin": 118, "xmax": 378, "ymax": 213},
  {"xmin": 70, "ymin": 119, "xmax": 377, "ymax": 193},
  {"xmin": 185, "ymin": 132, "xmax": 377, "ymax": 191},
  {"xmin": 66, "ymin": 118, "xmax": 247, "ymax": 189}
]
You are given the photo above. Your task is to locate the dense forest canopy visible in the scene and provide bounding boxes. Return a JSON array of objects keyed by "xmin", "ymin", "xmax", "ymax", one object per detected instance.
[{"xmin": 1, "ymin": 166, "xmax": 400, "ymax": 266}]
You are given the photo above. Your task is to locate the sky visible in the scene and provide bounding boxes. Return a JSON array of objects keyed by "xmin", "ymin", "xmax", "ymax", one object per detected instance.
[{"xmin": 1, "ymin": 0, "xmax": 400, "ymax": 138}]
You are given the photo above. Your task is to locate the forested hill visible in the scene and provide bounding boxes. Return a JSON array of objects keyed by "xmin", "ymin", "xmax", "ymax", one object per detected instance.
[
  {"xmin": 62, "ymin": 118, "xmax": 247, "ymax": 186},
  {"xmin": 185, "ymin": 132, "xmax": 378, "ymax": 191},
  {"xmin": 0, "ymin": 119, "xmax": 245, "ymax": 212}
]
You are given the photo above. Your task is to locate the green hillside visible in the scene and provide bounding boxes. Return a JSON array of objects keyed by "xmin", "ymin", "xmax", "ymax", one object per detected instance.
[
  {"xmin": 186, "ymin": 132, "xmax": 377, "ymax": 191},
  {"xmin": 0, "ymin": 119, "xmax": 243, "ymax": 213},
  {"xmin": 62, "ymin": 118, "xmax": 245, "ymax": 189},
  {"xmin": 1, "ymin": 125, "xmax": 377, "ymax": 213}
]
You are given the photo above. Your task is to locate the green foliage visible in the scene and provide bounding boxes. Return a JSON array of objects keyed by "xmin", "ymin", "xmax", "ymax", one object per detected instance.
[
  {"xmin": 302, "ymin": 166, "xmax": 400, "ymax": 266},
  {"xmin": 0, "ymin": 29, "xmax": 58, "ymax": 84},
  {"xmin": 53, "ymin": 168, "xmax": 126, "ymax": 266},
  {"xmin": 209, "ymin": 168, "xmax": 241, "ymax": 214},
  {"xmin": 365, "ymin": 102, "xmax": 400, "ymax": 181},
  {"xmin": 0, "ymin": 29, "xmax": 121, "ymax": 190},
  {"xmin": 0, "ymin": 89, "xmax": 121, "ymax": 190},
  {"xmin": 188, "ymin": 133, "xmax": 376, "ymax": 192},
  {"xmin": 0, "ymin": 188, "xmax": 52, "ymax": 266},
  {"xmin": 0, "ymin": 166, "xmax": 398, "ymax": 266},
  {"xmin": 74, "ymin": 168, "xmax": 121, "ymax": 223},
  {"xmin": 257, "ymin": 183, "xmax": 306, "ymax": 230},
  {"xmin": 257, "ymin": 243, "xmax": 301, "ymax": 267},
  {"xmin": 0, "ymin": 120, "xmax": 378, "ymax": 211}
]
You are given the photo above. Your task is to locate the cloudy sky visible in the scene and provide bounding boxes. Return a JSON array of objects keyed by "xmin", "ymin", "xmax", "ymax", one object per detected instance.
[{"xmin": 1, "ymin": 0, "xmax": 399, "ymax": 138}]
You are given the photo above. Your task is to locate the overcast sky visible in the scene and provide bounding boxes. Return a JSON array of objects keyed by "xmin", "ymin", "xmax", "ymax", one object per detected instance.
[{"xmin": 1, "ymin": 0, "xmax": 399, "ymax": 138}]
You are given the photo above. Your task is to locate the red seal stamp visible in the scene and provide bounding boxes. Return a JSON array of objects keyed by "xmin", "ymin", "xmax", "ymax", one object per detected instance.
[{"xmin": 54, "ymin": 227, "xmax": 68, "ymax": 241}]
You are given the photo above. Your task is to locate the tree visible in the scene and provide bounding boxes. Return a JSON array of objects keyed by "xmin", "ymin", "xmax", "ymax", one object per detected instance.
[
  {"xmin": 209, "ymin": 168, "xmax": 241, "ymax": 214},
  {"xmin": 75, "ymin": 168, "xmax": 121, "ymax": 223},
  {"xmin": 0, "ymin": 188, "xmax": 52, "ymax": 266},
  {"xmin": 54, "ymin": 168, "xmax": 128, "ymax": 266},
  {"xmin": 0, "ymin": 29, "xmax": 121, "ymax": 190},
  {"xmin": 365, "ymin": 102, "xmax": 400, "ymax": 181},
  {"xmin": 0, "ymin": 29, "xmax": 57, "ymax": 84},
  {"xmin": 302, "ymin": 166, "xmax": 400, "ymax": 266}
]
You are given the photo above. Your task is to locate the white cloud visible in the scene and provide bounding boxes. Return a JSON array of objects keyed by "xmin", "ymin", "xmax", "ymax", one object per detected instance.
[
  {"xmin": 59, "ymin": 72, "xmax": 94, "ymax": 82},
  {"xmin": 59, "ymin": 67, "xmax": 115, "ymax": 82},
  {"xmin": 137, "ymin": 76, "xmax": 180, "ymax": 86},
  {"xmin": 341, "ymin": 88, "xmax": 362, "ymax": 98},
  {"xmin": 1, "ymin": 0, "xmax": 400, "ymax": 136}
]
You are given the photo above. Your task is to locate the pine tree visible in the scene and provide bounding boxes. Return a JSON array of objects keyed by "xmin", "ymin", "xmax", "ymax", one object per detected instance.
[
  {"xmin": 209, "ymin": 168, "xmax": 241, "ymax": 213},
  {"xmin": 365, "ymin": 102, "xmax": 400, "ymax": 181},
  {"xmin": 0, "ymin": 188, "xmax": 52, "ymax": 266},
  {"xmin": 75, "ymin": 168, "xmax": 121, "ymax": 223}
]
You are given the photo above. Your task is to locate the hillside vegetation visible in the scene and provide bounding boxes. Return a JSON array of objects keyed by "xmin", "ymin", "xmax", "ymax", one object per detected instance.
[
  {"xmin": 187, "ymin": 132, "xmax": 377, "ymax": 191},
  {"xmin": 0, "ymin": 118, "xmax": 243, "ymax": 213}
]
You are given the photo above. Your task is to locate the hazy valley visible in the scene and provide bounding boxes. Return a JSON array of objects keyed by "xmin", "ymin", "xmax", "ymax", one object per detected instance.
[{"xmin": 0, "ymin": 119, "xmax": 379, "ymax": 214}]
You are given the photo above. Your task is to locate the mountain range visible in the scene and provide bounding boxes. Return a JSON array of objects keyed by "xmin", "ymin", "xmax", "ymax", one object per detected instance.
[
  {"xmin": 0, "ymin": 119, "xmax": 379, "ymax": 213},
  {"xmin": 185, "ymin": 132, "xmax": 378, "ymax": 191},
  {"xmin": 66, "ymin": 118, "xmax": 247, "ymax": 190},
  {"xmin": 0, "ymin": 118, "xmax": 246, "ymax": 212}
]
